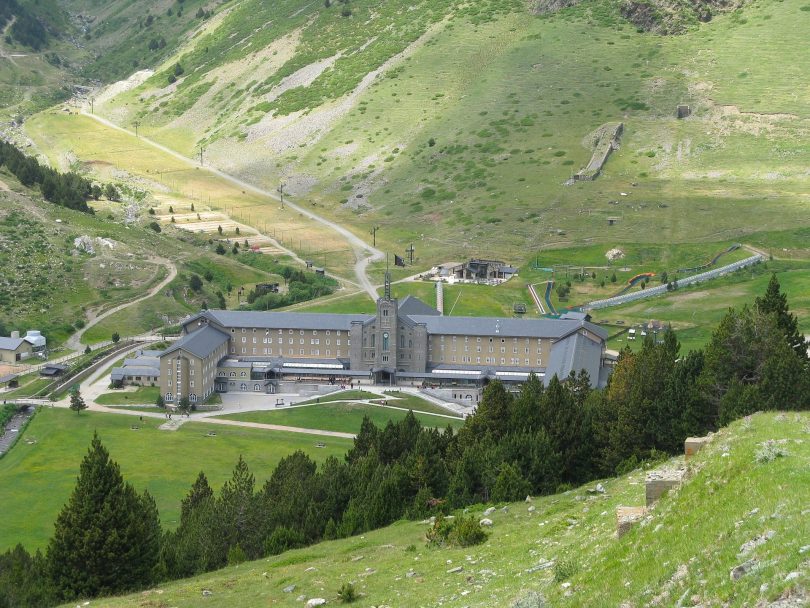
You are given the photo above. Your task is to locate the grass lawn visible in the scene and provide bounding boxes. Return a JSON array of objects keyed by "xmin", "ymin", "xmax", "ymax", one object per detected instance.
[
  {"xmin": 216, "ymin": 402, "xmax": 463, "ymax": 434},
  {"xmin": 107, "ymin": 406, "xmax": 167, "ymax": 414},
  {"xmin": 297, "ymin": 390, "xmax": 381, "ymax": 404},
  {"xmin": 95, "ymin": 386, "xmax": 161, "ymax": 405},
  {"xmin": 0, "ymin": 407, "xmax": 352, "ymax": 551},
  {"xmin": 381, "ymin": 390, "xmax": 463, "ymax": 416},
  {"xmin": 79, "ymin": 411, "xmax": 809, "ymax": 608}
]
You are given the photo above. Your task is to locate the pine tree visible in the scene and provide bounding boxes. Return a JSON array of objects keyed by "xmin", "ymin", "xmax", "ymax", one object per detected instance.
[
  {"xmin": 756, "ymin": 273, "xmax": 807, "ymax": 360},
  {"xmin": 69, "ymin": 388, "xmax": 87, "ymax": 415},
  {"xmin": 47, "ymin": 434, "xmax": 160, "ymax": 601}
]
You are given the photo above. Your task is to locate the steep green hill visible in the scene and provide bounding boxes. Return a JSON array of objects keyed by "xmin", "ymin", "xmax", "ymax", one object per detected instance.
[
  {"xmin": 0, "ymin": 167, "xmax": 283, "ymax": 346},
  {"xmin": 71, "ymin": 411, "xmax": 809, "ymax": 607},
  {"xmin": 80, "ymin": 0, "xmax": 810, "ymax": 265}
]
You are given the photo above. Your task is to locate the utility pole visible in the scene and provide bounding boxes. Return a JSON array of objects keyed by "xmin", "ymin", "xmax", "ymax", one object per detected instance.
[
  {"xmin": 407, "ymin": 243, "xmax": 415, "ymax": 264},
  {"xmin": 371, "ymin": 225, "xmax": 380, "ymax": 247},
  {"xmin": 133, "ymin": 120, "xmax": 140, "ymax": 138},
  {"xmin": 277, "ymin": 182, "xmax": 286, "ymax": 209},
  {"xmin": 89, "ymin": 97, "xmax": 94, "ymax": 114},
  {"xmin": 198, "ymin": 145, "xmax": 205, "ymax": 166}
]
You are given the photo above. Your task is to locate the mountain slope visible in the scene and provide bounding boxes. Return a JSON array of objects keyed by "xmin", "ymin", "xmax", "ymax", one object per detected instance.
[
  {"xmin": 80, "ymin": 411, "xmax": 809, "ymax": 607},
  {"xmin": 69, "ymin": 0, "xmax": 810, "ymax": 266}
]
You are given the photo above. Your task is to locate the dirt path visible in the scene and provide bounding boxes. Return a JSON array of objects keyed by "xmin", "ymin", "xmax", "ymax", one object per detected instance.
[
  {"xmin": 81, "ymin": 111, "xmax": 383, "ymax": 299},
  {"xmin": 67, "ymin": 256, "xmax": 177, "ymax": 350}
]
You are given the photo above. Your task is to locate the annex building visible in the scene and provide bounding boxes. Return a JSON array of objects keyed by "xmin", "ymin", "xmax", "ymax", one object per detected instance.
[{"xmin": 157, "ymin": 284, "xmax": 612, "ymax": 406}]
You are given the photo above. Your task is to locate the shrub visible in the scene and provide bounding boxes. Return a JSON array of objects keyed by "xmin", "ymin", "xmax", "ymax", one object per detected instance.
[
  {"xmin": 337, "ymin": 582, "xmax": 357, "ymax": 603},
  {"xmin": 553, "ymin": 557, "xmax": 577, "ymax": 582},
  {"xmin": 426, "ymin": 515, "xmax": 488, "ymax": 548}
]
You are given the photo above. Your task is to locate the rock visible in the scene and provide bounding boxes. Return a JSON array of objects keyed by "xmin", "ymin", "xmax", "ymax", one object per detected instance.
[
  {"xmin": 305, "ymin": 567, "xmax": 317, "ymax": 573},
  {"xmin": 596, "ymin": 483, "xmax": 606, "ymax": 493},
  {"xmin": 784, "ymin": 572, "xmax": 800, "ymax": 582},
  {"xmin": 510, "ymin": 590, "xmax": 546, "ymax": 608},
  {"xmin": 501, "ymin": 506, "xmax": 509, "ymax": 513},
  {"xmin": 483, "ymin": 507, "xmax": 496, "ymax": 516},
  {"xmin": 351, "ymin": 555, "xmax": 364, "ymax": 562},
  {"xmin": 406, "ymin": 570, "xmax": 418, "ymax": 578},
  {"xmin": 561, "ymin": 582, "xmax": 572, "ymax": 589},
  {"xmin": 447, "ymin": 566, "xmax": 464, "ymax": 574},
  {"xmin": 525, "ymin": 560, "xmax": 555, "ymax": 574},
  {"xmin": 525, "ymin": 495, "xmax": 533, "ymax": 502},
  {"xmin": 479, "ymin": 518, "xmax": 493, "ymax": 527},
  {"xmin": 202, "ymin": 589, "xmax": 213, "ymax": 596},
  {"xmin": 730, "ymin": 559, "xmax": 759, "ymax": 581},
  {"xmin": 528, "ymin": 506, "xmax": 536, "ymax": 513},
  {"xmin": 306, "ymin": 599, "xmax": 327, "ymax": 607},
  {"xmin": 799, "ymin": 545, "xmax": 810, "ymax": 554},
  {"xmin": 296, "ymin": 595, "xmax": 307, "ymax": 602},
  {"xmin": 738, "ymin": 530, "xmax": 775, "ymax": 556},
  {"xmin": 283, "ymin": 585, "xmax": 296, "ymax": 593}
]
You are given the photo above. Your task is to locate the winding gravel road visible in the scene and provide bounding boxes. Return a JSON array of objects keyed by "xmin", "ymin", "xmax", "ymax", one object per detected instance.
[
  {"xmin": 67, "ymin": 256, "xmax": 177, "ymax": 350},
  {"xmin": 81, "ymin": 111, "xmax": 384, "ymax": 299}
]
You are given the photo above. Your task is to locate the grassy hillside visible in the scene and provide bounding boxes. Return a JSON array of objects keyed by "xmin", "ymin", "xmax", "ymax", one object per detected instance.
[
  {"xmin": 0, "ymin": 168, "xmax": 289, "ymax": 346},
  {"xmin": 0, "ymin": 407, "xmax": 353, "ymax": 551},
  {"xmin": 69, "ymin": 411, "xmax": 809, "ymax": 607},
  {"xmin": 84, "ymin": 0, "xmax": 810, "ymax": 266}
]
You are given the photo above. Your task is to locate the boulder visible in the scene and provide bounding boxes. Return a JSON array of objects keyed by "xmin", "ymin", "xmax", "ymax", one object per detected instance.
[
  {"xmin": 480, "ymin": 518, "xmax": 494, "ymax": 527},
  {"xmin": 283, "ymin": 585, "xmax": 296, "ymax": 593},
  {"xmin": 306, "ymin": 599, "xmax": 327, "ymax": 607},
  {"xmin": 483, "ymin": 507, "xmax": 496, "ymax": 516}
]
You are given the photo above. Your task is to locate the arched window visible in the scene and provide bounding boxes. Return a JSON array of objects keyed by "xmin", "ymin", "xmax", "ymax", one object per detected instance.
[
  {"xmin": 254, "ymin": 384, "xmax": 260, "ymax": 391},
  {"xmin": 240, "ymin": 383, "xmax": 247, "ymax": 391},
  {"xmin": 165, "ymin": 393, "xmax": 173, "ymax": 402},
  {"xmin": 230, "ymin": 372, "xmax": 236, "ymax": 377},
  {"xmin": 190, "ymin": 394, "xmax": 197, "ymax": 402},
  {"xmin": 240, "ymin": 371, "xmax": 247, "ymax": 377}
]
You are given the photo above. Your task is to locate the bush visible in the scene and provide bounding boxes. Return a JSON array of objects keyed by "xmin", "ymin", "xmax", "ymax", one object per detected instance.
[
  {"xmin": 227, "ymin": 544, "xmax": 246, "ymax": 565},
  {"xmin": 426, "ymin": 515, "xmax": 488, "ymax": 548},
  {"xmin": 337, "ymin": 582, "xmax": 357, "ymax": 603},
  {"xmin": 553, "ymin": 557, "xmax": 577, "ymax": 582}
]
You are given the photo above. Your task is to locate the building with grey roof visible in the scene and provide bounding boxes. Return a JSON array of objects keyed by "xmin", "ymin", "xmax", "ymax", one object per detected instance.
[{"xmin": 156, "ymin": 281, "xmax": 612, "ymax": 404}]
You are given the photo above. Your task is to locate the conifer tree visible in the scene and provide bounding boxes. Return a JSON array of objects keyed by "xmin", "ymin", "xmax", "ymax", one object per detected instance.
[
  {"xmin": 69, "ymin": 388, "xmax": 87, "ymax": 415},
  {"xmin": 756, "ymin": 273, "xmax": 807, "ymax": 360},
  {"xmin": 47, "ymin": 434, "xmax": 160, "ymax": 601}
]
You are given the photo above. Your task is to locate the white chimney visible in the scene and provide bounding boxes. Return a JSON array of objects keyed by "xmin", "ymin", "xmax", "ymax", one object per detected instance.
[{"xmin": 10, "ymin": 330, "xmax": 19, "ymax": 339}]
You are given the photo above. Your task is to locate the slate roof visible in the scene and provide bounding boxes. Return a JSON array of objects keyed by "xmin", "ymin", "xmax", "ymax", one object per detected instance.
[
  {"xmin": 543, "ymin": 331, "xmax": 603, "ymax": 386},
  {"xmin": 410, "ymin": 315, "xmax": 608, "ymax": 340},
  {"xmin": 111, "ymin": 366, "xmax": 160, "ymax": 380},
  {"xmin": 398, "ymin": 295, "xmax": 440, "ymax": 317},
  {"xmin": 163, "ymin": 325, "xmax": 229, "ymax": 359},
  {"xmin": 198, "ymin": 310, "xmax": 372, "ymax": 331},
  {"xmin": 0, "ymin": 337, "xmax": 25, "ymax": 351}
]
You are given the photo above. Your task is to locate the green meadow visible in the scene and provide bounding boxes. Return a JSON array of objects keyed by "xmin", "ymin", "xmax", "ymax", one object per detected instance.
[
  {"xmin": 67, "ymin": 411, "xmax": 809, "ymax": 608},
  {"xmin": 0, "ymin": 408, "xmax": 352, "ymax": 551}
]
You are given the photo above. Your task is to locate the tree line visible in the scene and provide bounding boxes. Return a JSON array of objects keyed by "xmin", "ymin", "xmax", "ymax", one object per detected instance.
[
  {"xmin": 0, "ymin": 275, "xmax": 806, "ymax": 606},
  {"xmin": 1, "ymin": 0, "xmax": 49, "ymax": 51},
  {"xmin": 0, "ymin": 141, "xmax": 94, "ymax": 213}
]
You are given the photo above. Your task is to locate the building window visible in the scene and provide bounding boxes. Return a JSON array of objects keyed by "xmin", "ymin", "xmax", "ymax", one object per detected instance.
[
  {"xmin": 240, "ymin": 383, "xmax": 247, "ymax": 391},
  {"xmin": 166, "ymin": 393, "xmax": 173, "ymax": 401},
  {"xmin": 230, "ymin": 372, "xmax": 236, "ymax": 377},
  {"xmin": 254, "ymin": 384, "xmax": 260, "ymax": 391},
  {"xmin": 382, "ymin": 333, "xmax": 389, "ymax": 351},
  {"xmin": 190, "ymin": 394, "xmax": 197, "ymax": 402},
  {"xmin": 300, "ymin": 330, "xmax": 304, "ymax": 335}
]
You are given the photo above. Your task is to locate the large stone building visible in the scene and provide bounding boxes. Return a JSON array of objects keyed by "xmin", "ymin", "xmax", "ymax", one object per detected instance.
[{"xmin": 156, "ymin": 283, "xmax": 612, "ymax": 406}]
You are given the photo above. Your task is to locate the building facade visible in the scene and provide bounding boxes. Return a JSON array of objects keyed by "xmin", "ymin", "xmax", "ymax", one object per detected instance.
[{"xmin": 157, "ymin": 288, "xmax": 612, "ymax": 405}]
